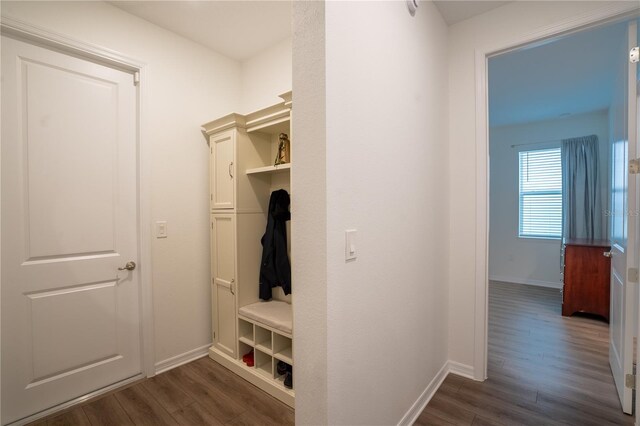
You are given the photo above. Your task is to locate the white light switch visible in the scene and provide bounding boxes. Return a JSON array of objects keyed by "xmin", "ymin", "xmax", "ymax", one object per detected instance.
[
  {"xmin": 156, "ymin": 221, "xmax": 167, "ymax": 238},
  {"xmin": 345, "ymin": 229, "xmax": 357, "ymax": 261}
]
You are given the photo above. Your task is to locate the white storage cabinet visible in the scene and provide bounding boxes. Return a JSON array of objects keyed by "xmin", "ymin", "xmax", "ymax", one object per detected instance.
[{"xmin": 202, "ymin": 92, "xmax": 294, "ymax": 407}]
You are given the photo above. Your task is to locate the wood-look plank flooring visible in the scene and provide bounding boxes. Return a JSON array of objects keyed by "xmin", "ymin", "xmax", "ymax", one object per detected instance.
[
  {"xmin": 416, "ymin": 281, "xmax": 633, "ymax": 426},
  {"xmin": 28, "ymin": 357, "xmax": 294, "ymax": 426}
]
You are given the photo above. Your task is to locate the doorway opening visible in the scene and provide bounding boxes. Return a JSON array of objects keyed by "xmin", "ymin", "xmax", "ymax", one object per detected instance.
[{"xmin": 486, "ymin": 18, "xmax": 638, "ymax": 420}]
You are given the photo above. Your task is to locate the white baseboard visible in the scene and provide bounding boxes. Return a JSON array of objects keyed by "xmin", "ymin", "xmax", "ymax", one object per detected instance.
[
  {"xmin": 489, "ymin": 275, "xmax": 562, "ymax": 289},
  {"xmin": 398, "ymin": 360, "xmax": 478, "ymax": 425},
  {"xmin": 154, "ymin": 343, "xmax": 211, "ymax": 375},
  {"xmin": 397, "ymin": 361, "xmax": 449, "ymax": 426},
  {"xmin": 447, "ymin": 361, "xmax": 475, "ymax": 379}
]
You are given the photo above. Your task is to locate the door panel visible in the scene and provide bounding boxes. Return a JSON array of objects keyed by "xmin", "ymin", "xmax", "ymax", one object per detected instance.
[
  {"xmin": 29, "ymin": 282, "xmax": 119, "ymax": 380},
  {"xmin": 211, "ymin": 214, "xmax": 237, "ymax": 358},
  {"xmin": 610, "ymin": 243, "xmax": 627, "ymax": 397},
  {"xmin": 610, "ymin": 20, "xmax": 637, "ymax": 414},
  {"xmin": 24, "ymin": 59, "xmax": 117, "ymax": 258},
  {"xmin": 211, "ymin": 130, "xmax": 235, "ymax": 210},
  {"xmin": 1, "ymin": 36, "xmax": 141, "ymax": 424},
  {"xmin": 214, "ymin": 281, "xmax": 238, "ymax": 357}
]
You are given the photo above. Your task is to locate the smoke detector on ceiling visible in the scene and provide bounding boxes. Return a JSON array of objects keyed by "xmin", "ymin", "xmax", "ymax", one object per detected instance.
[{"xmin": 407, "ymin": 0, "xmax": 418, "ymax": 16}]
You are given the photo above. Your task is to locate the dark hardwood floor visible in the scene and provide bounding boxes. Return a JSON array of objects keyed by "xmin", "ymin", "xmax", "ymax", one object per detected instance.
[
  {"xmin": 416, "ymin": 281, "xmax": 633, "ymax": 426},
  {"xmin": 28, "ymin": 281, "xmax": 632, "ymax": 425},
  {"xmin": 28, "ymin": 357, "xmax": 294, "ymax": 426}
]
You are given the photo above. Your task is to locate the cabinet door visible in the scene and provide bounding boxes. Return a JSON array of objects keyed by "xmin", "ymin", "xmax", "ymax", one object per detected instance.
[
  {"xmin": 562, "ymin": 245, "xmax": 610, "ymax": 321},
  {"xmin": 211, "ymin": 214, "xmax": 237, "ymax": 358},
  {"xmin": 210, "ymin": 130, "xmax": 235, "ymax": 210}
]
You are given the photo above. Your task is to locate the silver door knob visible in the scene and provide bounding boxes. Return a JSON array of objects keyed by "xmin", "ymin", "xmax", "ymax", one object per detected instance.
[
  {"xmin": 118, "ymin": 261, "xmax": 136, "ymax": 271},
  {"xmin": 603, "ymin": 251, "xmax": 612, "ymax": 258}
]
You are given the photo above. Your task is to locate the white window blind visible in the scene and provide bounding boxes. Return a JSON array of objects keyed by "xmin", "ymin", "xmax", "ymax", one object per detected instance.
[{"xmin": 518, "ymin": 147, "xmax": 562, "ymax": 239}]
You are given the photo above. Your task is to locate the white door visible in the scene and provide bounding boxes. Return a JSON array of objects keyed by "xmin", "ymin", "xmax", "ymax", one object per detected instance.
[
  {"xmin": 610, "ymin": 20, "xmax": 638, "ymax": 415},
  {"xmin": 1, "ymin": 36, "xmax": 141, "ymax": 423},
  {"xmin": 635, "ymin": 18, "xmax": 640, "ymax": 420},
  {"xmin": 211, "ymin": 214, "xmax": 237, "ymax": 358},
  {"xmin": 210, "ymin": 130, "xmax": 236, "ymax": 210}
]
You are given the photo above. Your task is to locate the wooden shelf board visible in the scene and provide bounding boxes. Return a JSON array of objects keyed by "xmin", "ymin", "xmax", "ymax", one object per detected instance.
[
  {"xmin": 246, "ymin": 163, "xmax": 291, "ymax": 175},
  {"xmin": 255, "ymin": 365, "xmax": 272, "ymax": 379},
  {"xmin": 247, "ymin": 117, "xmax": 290, "ymax": 135},
  {"xmin": 239, "ymin": 336, "xmax": 254, "ymax": 346},
  {"xmin": 255, "ymin": 343, "xmax": 273, "ymax": 355},
  {"xmin": 273, "ymin": 348, "xmax": 293, "ymax": 365}
]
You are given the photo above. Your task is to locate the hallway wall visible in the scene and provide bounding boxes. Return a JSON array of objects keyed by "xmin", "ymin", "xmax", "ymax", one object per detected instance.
[{"xmin": 293, "ymin": 1, "xmax": 450, "ymax": 424}]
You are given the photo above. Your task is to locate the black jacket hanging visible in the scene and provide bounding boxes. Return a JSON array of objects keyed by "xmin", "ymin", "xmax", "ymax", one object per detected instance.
[{"xmin": 259, "ymin": 189, "xmax": 291, "ymax": 300}]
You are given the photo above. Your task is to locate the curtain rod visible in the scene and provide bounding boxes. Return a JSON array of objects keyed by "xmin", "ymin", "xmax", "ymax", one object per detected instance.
[{"xmin": 510, "ymin": 138, "xmax": 562, "ymax": 148}]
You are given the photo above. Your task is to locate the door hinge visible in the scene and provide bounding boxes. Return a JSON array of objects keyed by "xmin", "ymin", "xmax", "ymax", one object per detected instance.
[
  {"xmin": 626, "ymin": 373, "xmax": 636, "ymax": 389},
  {"xmin": 629, "ymin": 267, "xmax": 639, "ymax": 283},
  {"xmin": 631, "ymin": 47, "xmax": 639, "ymax": 64},
  {"xmin": 213, "ymin": 331, "xmax": 216, "ymax": 339},
  {"xmin": 133, "ymin": 71, "xmax": 140, "ymax": 86},
  {"xmin": 630, "ymin": 158, "xmax": 640, "ymax": 174}
]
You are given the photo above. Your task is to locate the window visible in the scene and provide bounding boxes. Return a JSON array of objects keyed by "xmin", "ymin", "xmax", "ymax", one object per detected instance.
[{"xmin": 518, "ymin": 147, "xmax": 562, "ymax": 239}]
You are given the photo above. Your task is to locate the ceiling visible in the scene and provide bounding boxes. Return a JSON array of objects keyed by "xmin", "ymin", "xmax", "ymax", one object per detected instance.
[
  {"xmin": 109, "ymin": 1, "xmax": 292, "ymax": 61},
  {"xmin": 108, "ymin": 1, "xmax": 626, "ymax": 127},
  {"xmin": 433, "ymin": 1, "xmax": 512, "ymax": 25},
  {"xmin": 489, "ymin": 21, "xmax": 626, "ymax": 127},
  {"xmin": 108, "ymin": 1, "xmax": 514, "ymax": 61}
]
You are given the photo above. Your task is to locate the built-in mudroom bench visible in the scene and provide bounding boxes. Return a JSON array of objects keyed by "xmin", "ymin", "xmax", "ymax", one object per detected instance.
[{"xmin": 202, "ymin": 92, "xmax": 294, "ymax": 407}]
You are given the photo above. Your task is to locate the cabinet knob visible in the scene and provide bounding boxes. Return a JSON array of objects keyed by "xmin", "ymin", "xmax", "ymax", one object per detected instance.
[{"xmin": 603, "ymin": 251, "xmax": 612, "ymax": 258}]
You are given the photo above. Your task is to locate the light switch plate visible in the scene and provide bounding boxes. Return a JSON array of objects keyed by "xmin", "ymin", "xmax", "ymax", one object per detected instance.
[
  {"xmin": 156, "ymin": 221, "xmax": 167, "ymax": 238},
  {"xmin": 345, "ymin": 229, "xmax": 357, "ymax": 261}
]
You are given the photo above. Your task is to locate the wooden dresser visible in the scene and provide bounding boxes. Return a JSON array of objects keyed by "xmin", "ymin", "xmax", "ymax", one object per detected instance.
[{"xmin": 562, "ymin": 239, "xmax": 611, "ymax": 321}]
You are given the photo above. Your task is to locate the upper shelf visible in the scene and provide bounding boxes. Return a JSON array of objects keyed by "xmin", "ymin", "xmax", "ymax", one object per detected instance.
[
  {"xmin": 201, "ymin": 91, "xmax": 292, "ymax": 136},
  {"xmin": 247, "ymin": 119, "xmax": 290, "ymax": 136},
  {"xmin": 246, "ymin": 163, "xmax": 291, "ymax": 176}
]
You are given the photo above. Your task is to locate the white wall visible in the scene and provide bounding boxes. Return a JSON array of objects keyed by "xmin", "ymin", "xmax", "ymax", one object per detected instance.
[
  {"xmin": 291, "ymin": 2, "xmax": 328, "ymax": 424},
  {"xmin": 448, "ymin": 1, "xmax": 636, "ymax": 371},
  {"xmin": 323, "ymin": 1, "xmax": 449, "ymax": 424},
  {"xmin": 241, "ymin": 37, "xmax": 292, "ymax": 113},
  {"xmin": 489, "ymin": 111, "xmax": 610, "ymax": 288},
  {"xmin": 1, "ymin": 1, "xmax": 241, "ymax": 367},
  {"xmin": 293, "ymin": 1, "xmax": 449, "ymax": 423}
]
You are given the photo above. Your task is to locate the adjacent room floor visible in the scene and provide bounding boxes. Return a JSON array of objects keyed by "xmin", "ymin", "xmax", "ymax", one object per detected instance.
[
  {"xmin": 28, "ymin": 357, "xmax": 294, "ymax": 426},
  {"xmin": 416, "ymin": 281, "xmax": 632, "ymax": 426}
]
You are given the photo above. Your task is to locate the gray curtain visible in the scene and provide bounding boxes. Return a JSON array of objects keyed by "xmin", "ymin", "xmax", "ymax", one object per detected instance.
[{"xmin": 561, "ymin": 134, "xmax": 603, "ymax": 240}]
